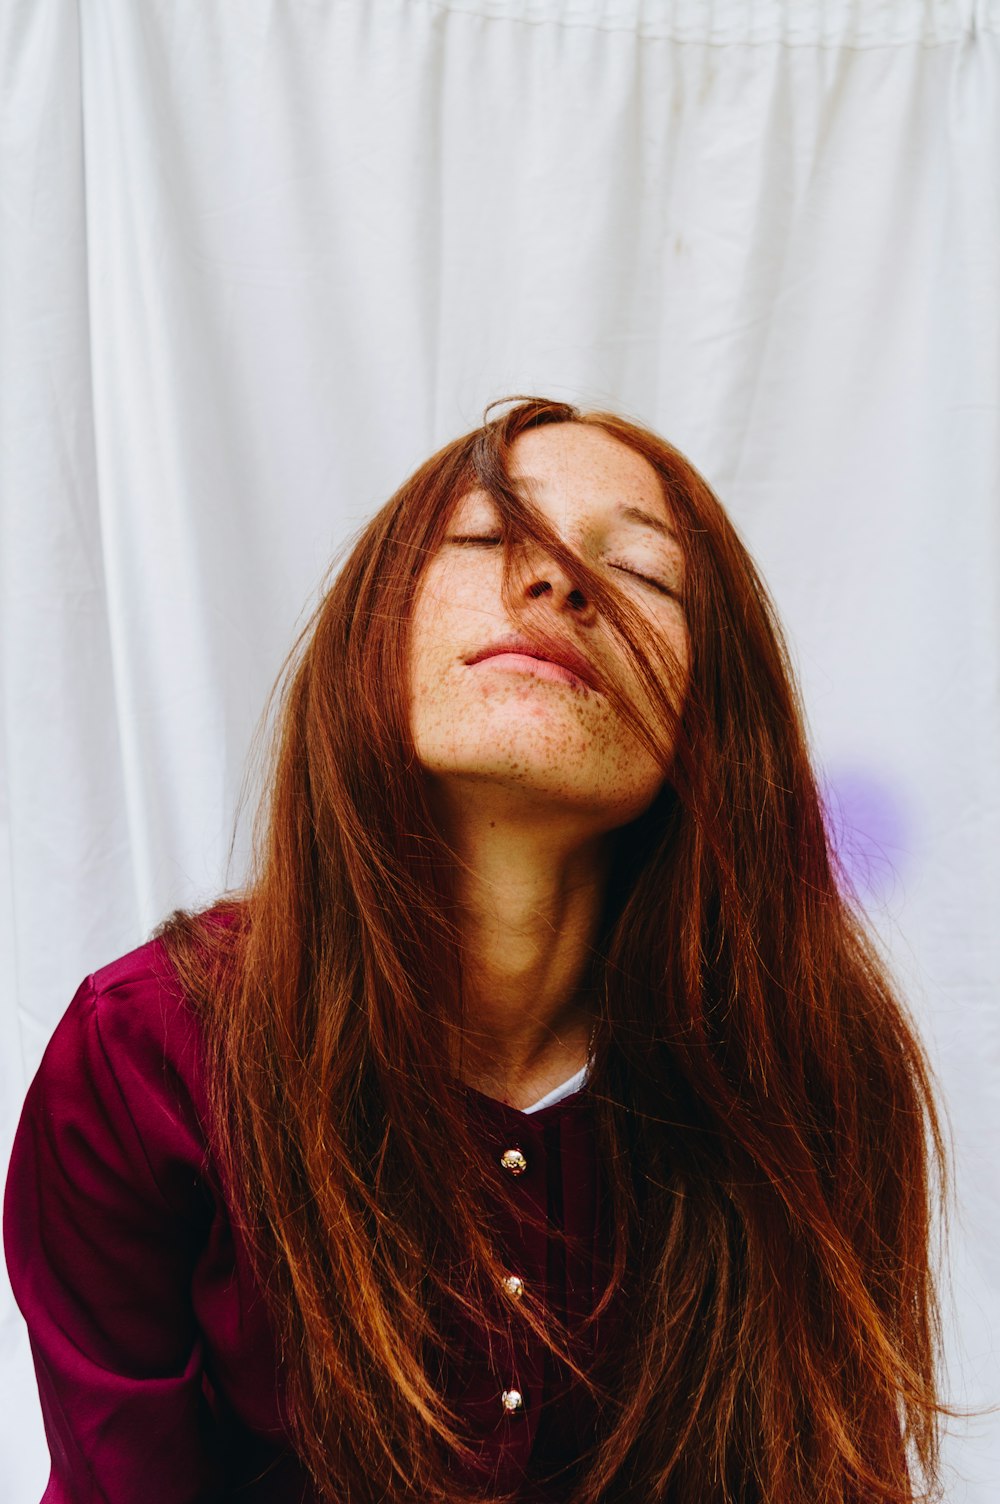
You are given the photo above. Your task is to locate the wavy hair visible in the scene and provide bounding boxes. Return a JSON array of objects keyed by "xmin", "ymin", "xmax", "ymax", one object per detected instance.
[{"xmin": 155, "ymin": 395, "xmax": 964, "ymax": 1502}]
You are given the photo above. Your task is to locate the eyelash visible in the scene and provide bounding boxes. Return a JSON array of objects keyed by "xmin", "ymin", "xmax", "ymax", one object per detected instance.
[{"xmin": 447, "ymin": 535, "xmax": 676, "ymax": 598}]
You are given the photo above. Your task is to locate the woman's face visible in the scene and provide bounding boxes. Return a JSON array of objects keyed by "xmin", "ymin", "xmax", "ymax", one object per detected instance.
[{"xmin": 408, "ymin": 422, "xmax": 690, "ymax": 833}]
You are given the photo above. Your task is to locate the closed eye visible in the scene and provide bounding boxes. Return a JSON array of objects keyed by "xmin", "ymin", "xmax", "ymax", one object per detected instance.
[
  {"xmin": 606, "ymin": 561, "xmax": 675, "ymax": 597},
  {"xmin": 447, "ymin": 536, "xmax": 676, "ymax": 599}
]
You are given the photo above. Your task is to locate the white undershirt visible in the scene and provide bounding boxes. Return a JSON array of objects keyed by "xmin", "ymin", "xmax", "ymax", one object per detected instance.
[{"xmin": 520, "ymin": 1059, "xmax": 590, "ymax": 1114}]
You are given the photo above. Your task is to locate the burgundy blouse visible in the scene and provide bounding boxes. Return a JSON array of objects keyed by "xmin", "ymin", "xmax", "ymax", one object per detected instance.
[{"xmin": 3, "ymin": 938, "xmax": 622, "ymax": 1502}]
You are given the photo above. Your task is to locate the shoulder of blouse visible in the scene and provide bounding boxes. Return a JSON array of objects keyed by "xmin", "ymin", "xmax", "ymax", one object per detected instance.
[
  {"xmin": 93, "ymin": 932, "xmax": 211, "ymax": 1103},
  {"xmin": 23, "ymin": 937, "xmax": 216, "ymax": 1218}
]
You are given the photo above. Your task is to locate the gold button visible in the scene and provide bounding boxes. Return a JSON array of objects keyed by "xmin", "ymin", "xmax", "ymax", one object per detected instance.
[
  {"xmin": 500, "ymin": 1147, "xmax": 528, "ymax": 1176},
  {"xmin": 503, "ymin": 1273, "xmax": 525, "ymax": 1299},
  {"xmin": 501, "ymin": 1388, "xmax": 524, "ymax": 1414}
]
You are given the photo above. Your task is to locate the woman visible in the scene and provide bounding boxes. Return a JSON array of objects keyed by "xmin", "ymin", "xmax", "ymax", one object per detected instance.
[{"xmin": 4, "ymin": 395, "xmax": 958, "ymax": 1503}]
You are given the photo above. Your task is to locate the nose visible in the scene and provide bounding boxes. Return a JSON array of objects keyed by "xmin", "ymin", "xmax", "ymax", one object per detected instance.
[{"xmin": 523, "ymin": 551, "xmax": 596, "ymax": 620}]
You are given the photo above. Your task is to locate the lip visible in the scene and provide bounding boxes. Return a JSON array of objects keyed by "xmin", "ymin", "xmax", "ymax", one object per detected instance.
[{"xmin": 465, "ymin": 633, "xmax": 600, "ymax": 692}]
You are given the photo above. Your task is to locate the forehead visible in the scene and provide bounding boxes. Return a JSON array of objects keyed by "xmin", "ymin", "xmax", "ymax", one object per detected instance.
[{"xmin": 507, "ymin": 423, "xmax": 668, "ymax": 514}]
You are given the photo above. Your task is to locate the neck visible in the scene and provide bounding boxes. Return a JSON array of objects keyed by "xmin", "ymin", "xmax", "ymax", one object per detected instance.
[{"xmin": 432, "ymin": 787, "xmax": 611, "ymax": 1107}]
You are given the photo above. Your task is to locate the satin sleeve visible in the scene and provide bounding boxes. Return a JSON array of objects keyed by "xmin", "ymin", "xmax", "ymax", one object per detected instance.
[{"xmin": 2, "ymin": 973, "xmax": 225, "ymax": 1503}]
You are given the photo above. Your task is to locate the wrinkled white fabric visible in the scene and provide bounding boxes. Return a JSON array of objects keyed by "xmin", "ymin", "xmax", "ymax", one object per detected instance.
[{"xmin": 1, "ymin": 1, "xmax": 998, "ymax": 1498}]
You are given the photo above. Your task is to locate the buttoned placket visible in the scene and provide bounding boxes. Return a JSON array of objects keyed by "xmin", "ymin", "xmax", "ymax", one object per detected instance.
[
  {"xmin": 439, "ymin": 1099, "xmax": 556, "ymax": 1494},
  {"xmin": 494, "ymin": 1128, "xmax": 547, "ymax": 1436},
  {"xmin": 441, "ymin": 1087, "xmax": 608, "ymax": 1498}
]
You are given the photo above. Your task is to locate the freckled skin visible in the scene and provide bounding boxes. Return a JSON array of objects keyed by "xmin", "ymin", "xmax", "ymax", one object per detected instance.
[
  {"xmin": 410, "ymin": 424, "xmax": 689, "ymax": 831},
  {"xmin": 407, "ymin": 423, "xmax": 690, "ymax": 1106}
]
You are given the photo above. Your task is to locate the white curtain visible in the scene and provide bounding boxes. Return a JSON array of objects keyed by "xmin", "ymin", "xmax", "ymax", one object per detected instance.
[{"xmin": 2, "ymin": 1, "xmax": 997, "ymax": 1497}]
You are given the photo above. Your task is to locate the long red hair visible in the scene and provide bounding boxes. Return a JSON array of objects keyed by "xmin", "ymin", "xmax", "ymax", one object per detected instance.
[{"xmin": 156, "ymin": 395, "xmax": 964, "ymax": 1501}]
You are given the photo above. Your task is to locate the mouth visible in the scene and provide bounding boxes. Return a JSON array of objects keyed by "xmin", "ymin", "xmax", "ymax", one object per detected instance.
[
  {"xmin": 465, "ymin": 634, "xmax": 600, "ymax": 692},
  {"xmin": 470, "ymin": 651, "xmax": 593, "ymax": 692}
]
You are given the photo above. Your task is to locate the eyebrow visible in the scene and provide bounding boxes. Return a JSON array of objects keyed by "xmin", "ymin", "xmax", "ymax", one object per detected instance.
[{"xmin": 614, "ymin": 504, "xmax": 681, "ymax": 546}]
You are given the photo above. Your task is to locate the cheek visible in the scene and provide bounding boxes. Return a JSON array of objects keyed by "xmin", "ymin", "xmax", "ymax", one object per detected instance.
[
  {"xmin": 408, "ymin": 573, "xmax": 447, "ymax": 657},
  {"xmin": 654, "ymin": 619, "xmax": 690, "ymax": 693},
  {"xmin": 408, "ymin": 584, "xmax": 463, "ymax": 714},
  {"xmin": 412, "ymin": 563, "xmax": 466, "ymax": 636}
]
